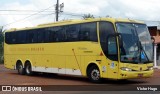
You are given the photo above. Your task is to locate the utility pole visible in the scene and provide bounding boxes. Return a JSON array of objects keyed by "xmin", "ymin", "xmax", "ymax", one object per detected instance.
[
  {"xmin": 56, "ymin": 0, "xmax": 59, "ymax": 21},
  {"xmin": 55, "ymin": 0, "xmax": 64, "ymax": 21}
]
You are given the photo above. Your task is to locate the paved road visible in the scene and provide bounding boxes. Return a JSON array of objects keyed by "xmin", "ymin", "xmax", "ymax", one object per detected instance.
[
  {"xmin": 0, "ymin": 64, "xmax": 160, "ymax": 85},
  {"xmin": 0, "ymin": 64, "xmax": 160, "ymax": 94}
]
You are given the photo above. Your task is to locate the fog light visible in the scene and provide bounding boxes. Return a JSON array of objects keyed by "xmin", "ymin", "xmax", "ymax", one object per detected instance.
[{"xmin": 147, "ymin": 66, "xmax": 153, "ymax": 70}]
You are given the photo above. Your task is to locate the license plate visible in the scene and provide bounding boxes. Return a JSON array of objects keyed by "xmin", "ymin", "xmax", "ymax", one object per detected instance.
[{"xmin": 138, "ymin": 74, "xmax": 143, "ymax": 78}]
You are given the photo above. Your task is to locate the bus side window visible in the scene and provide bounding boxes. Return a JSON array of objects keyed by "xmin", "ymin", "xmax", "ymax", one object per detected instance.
[
  {"xmin": 17, "ymin": 31, "xmax": 27, "ymax": 44},
  {"xmin": 28, "ymin": 32, "xmax": 33, "ymax": 43},
  {"xmin": 79, "ymin": 22, "xmax": 97, "ymax": 42},
  {"xmin": 45, "ymin": 27, "xmax": 55, "ymax": 42},
  {"xmin": 37, "ymin": 29, "xmax": 45, "ymax": 43},
  {"xmin": 45, "ymin": 29, "xmax": 50, "ymax": 43},
  {"xmin": 5, "ymin": 32, "xmax": 11, "ymax": 44},
  {"xmin": 80, "ymin": 24, "xmax": 90, "ymax": 41},
  {"xmin": 21, "ymin": 31, "xmax": 27, "ymax": 44},
  {"xmin": 11, "ymin": 32, "xmax": 17, "ymax": 44},
  {"xmin": 54, "ymin": 26, "xmax": 66, "ymax": 42},
  {"xmin": 16, "ymin": 32, "xmax": 20, "ymax": 44},
  {"xmin": 66, "ymin": 25, "xmax": 79, "ymax": 41},
  {"xmin": 28, "ymin": 30, "xmax": 37, "ymax": 43}
]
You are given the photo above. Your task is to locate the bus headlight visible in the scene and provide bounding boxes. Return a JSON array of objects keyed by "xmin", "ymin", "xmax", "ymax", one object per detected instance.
[
  {"xmin": 147, "ymin": 66, "xmax": 153, "ymax": 70},
  {"xmin": 120, "ymin": 67, "xmax": 132, "ymax": 71}
]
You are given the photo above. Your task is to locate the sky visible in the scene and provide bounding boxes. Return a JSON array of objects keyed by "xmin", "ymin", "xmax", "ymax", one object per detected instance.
[{"xmin": 0, "ymin": 0, "xmax": 160, "ymax": 29}]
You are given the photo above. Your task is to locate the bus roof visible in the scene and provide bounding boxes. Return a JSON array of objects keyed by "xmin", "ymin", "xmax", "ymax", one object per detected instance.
[{"xmin": 6, "ymin": 17, "xmax": 144, "ymax": 32}]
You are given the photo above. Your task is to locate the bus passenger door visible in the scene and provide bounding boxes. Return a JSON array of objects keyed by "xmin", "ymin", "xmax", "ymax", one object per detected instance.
[
  {"xmin": 99, "ymin": 21, "xmax": 119, "ymax": 79},
  {"xmin": 106, "ymin": 35, "xmax": 119, "ymax": 79}
]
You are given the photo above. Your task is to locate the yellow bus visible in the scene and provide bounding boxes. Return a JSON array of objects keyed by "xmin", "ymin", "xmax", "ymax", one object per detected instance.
[{"xmin": 4, "ymin": 18, "xmax": 153, "ymax": 82}]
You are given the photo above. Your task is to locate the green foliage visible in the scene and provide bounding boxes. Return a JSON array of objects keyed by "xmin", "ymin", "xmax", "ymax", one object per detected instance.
[
  {"xmin": 82, "ymin": 14, "xmax": 95, "ymax": 19},
  {"xmin": 0, "ymin": 27, "xmax": 4, "ymax": 64},
  {"xmin": 0, "ymin": 44, "xmax": 3, "ymax": 64},
  {"xmin": 0, "ymin": 31, "xmax": 4, "ymax": 43}
]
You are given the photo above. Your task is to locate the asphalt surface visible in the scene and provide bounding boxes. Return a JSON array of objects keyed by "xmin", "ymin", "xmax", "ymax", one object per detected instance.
[
  {"xmin": 0, "ymin": 64, "xmax": 160, "ymax": 94},
  {"xmin": 0, "ymin": 64, "xmax": 160, "ymax": 85}
]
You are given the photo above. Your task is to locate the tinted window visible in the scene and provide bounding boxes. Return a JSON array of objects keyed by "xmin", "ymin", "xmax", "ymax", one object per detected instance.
[
  {"xmin": 11, "ymin": 32, "xmax": 17, "ymax": 44},
  {"xmin": 99, "ymin": 21, "xmax": 117, "ymax": 60},
  {"xmin": 45, "ymin": 27, "xmax": 56, "ymax": 42},
  {"xmin": 5, "ymin": 32, "xmax": 11, "ymax": 44},
  {"xmin": 17, "ymin": 31, "xmax": 27, "ymax": 44},
  {"xmin": 28, "ymin": 30, "xmax": 37, "ymax": 43},
  {"xmin": 66, "ymin": 25, "xmax": 79, "ymax": 41},
  {"xmin": 79, "ymin": 22, "xmax": 97, "ymax": 42},
  {"xmin": 37, "ymin": 29, "xmax": 45, "ymax": 43},
  {"xmin": 5, "ymin": 22, "xmax": 98, "ymax": 44},
  {"xmin": 108, "ymin": 37, "xmax": 117, "ymax": 55},
  {"xmin": 54, "ymin": 26, "xmax": 66, "ymax": 42}
]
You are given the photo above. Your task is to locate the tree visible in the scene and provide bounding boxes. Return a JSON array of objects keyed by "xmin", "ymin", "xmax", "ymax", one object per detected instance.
[
  {"xmin": 0, "ymin": 26, "xmax": 4, "ymax": 47},
  {"xmin": 82, "ymin": 14, "xmax": 95, "ymax": 19},
  {"xmin": 0, "ymin": 27, "xmax": 3, "ymax": 64},
  {"xmin": 0, "ymin": 28, "xmax": 3, "ymax": 44}
]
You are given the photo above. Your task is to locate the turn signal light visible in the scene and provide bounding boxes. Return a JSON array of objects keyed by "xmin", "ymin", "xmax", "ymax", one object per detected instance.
[{"xmin": 100, "ymin": 52, "xmax": 103, "ymax": 56}]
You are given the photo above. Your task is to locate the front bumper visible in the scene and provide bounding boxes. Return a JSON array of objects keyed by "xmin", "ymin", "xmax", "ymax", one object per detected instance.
[{"xmin": 118, "ymin": 70, "xmax": 154, "ymax": 79}]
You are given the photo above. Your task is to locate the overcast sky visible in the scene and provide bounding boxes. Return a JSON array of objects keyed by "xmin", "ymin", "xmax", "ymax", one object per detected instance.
[{"xmin": 0, "ymin": 0, "xmax": 160, "ymax": 29}]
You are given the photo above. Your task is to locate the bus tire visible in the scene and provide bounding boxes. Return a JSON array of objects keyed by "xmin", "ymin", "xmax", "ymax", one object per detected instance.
[
  {"xmin": 87, "ymin": 65, "xmax": 101, "ymax": 83},
  {"xmin": 25, "ymin": 63, "xmax": 33, "ymax": 76},
  {"xmin": 17, "ymin": 63, "xmax": 25, "ymax": 75}
]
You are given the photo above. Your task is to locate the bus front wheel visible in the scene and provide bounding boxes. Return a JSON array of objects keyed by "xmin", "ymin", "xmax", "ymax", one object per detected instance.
[
  {"xmin": 25, "ymin": 63, "xmax": 33, "ymax": 76},
  {"xmin": 87, "ymin": 65, "xmax": 101, "ymax": 83}
]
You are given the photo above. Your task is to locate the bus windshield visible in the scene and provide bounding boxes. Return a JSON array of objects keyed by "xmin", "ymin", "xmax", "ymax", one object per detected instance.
[{"xmin": 116, "ymin": 23, "xmax": 153, "ymax": 63}]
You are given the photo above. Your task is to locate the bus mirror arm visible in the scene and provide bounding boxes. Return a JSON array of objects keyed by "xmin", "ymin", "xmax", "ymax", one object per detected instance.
[
  {"xmin": 107, "ymin": 33, "xmax": 123, "ymax": 47},
  {"xmin": 116, "ymin": 33, "xmax": 123, "ymax": 47}
]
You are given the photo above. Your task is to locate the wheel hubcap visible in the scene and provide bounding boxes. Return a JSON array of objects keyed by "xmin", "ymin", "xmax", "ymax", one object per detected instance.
[
  {"xmin": 91, "ymin": 69, "xmax": 100, "ymax": 80},
  {"xmin": 26, "ymin": 65, "xmax": 31, "ymax": 74},
  {"xmin": 18, "ymin": 65, "xmax": 23, "ymax": 73}
]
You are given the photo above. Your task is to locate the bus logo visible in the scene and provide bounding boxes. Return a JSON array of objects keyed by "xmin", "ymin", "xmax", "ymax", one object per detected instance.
[
  {"xmin": 2, "ymin": 86, "xmax": 11, "ymax": 91},
  {"xmin": 140, "ymin": 67, "xmax": 142, "ymax": 71}
]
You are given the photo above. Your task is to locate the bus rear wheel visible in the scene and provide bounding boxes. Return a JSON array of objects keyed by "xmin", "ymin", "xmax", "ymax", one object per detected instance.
[
  {"xmin": 25, "ymin": 63, "xmax": 33, "ymax": 76},
  {"xmin": 17, "ymin": 63, "xmax": 25, "ymax": 75},
  {"xmin": 87, "ymin": 65, "xmax": 101, "ymax": 83}
]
